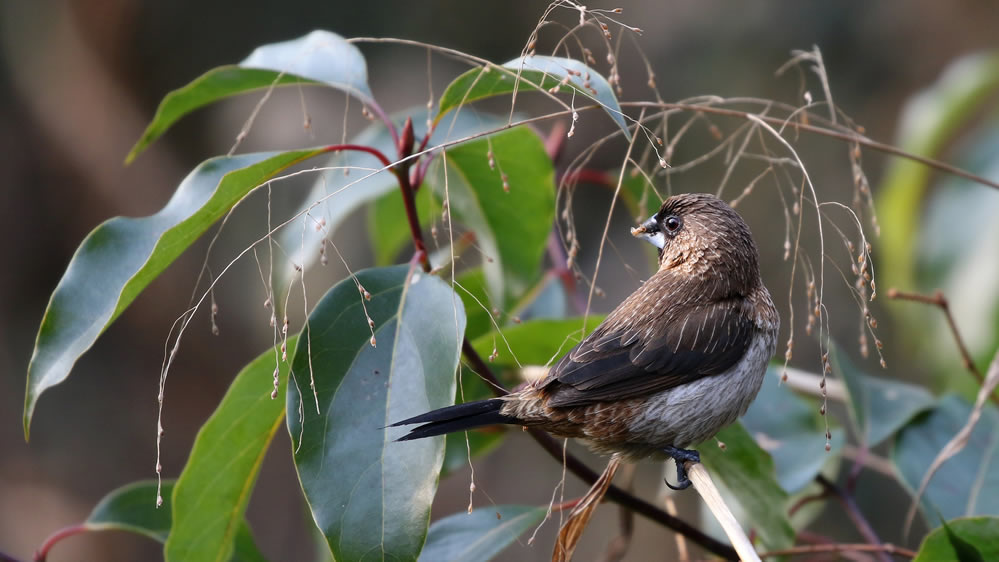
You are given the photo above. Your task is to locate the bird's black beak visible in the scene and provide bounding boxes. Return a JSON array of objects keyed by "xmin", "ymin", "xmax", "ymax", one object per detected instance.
[{"xmin": 631, "ymin": 216, "xmax": 665, "ymax": 249}]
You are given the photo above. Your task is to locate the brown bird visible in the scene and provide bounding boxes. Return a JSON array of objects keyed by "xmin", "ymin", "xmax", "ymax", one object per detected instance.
[{"xmin": 391, "ymin": 192, "xmax": 779, "ymax": 489}]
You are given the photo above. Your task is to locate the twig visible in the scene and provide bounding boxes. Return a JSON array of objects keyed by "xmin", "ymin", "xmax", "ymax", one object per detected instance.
[
  {"xmin": 816, "ymin": 475, "xmax": 891, "ymax": 562},
  {"xmin": 34, "ymin": 523, "xmax": 88, "ymax": 562},
  {"xmin": 886, "ymin": 288, "xmax": 997, "ymax": 405},
  {"xmin": 686, "ymin": 462, "xmax": 760, "ymax": 562},
  {"xmin": 760, "ymin": 543, "xmax": 917, "ymax": 559}
]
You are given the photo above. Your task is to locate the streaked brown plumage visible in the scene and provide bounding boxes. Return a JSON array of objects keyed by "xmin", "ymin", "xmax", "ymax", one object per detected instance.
[{"xmin": 392, "ymin": 192, "xmax": 778, "ymax": 488}]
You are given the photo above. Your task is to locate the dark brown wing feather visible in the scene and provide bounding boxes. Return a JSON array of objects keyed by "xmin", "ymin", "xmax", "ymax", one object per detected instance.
[{"xmin": 539, "ymin": 271, "xmax": 754, "ymax": 407}]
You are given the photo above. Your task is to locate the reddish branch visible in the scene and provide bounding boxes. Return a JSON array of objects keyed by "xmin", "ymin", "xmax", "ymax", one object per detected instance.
[
  {"xmin": 816, "ymin": 476, "xmax": 892, "ymax": 562},
  {"xmin": 887, "ymin": 288, "xmax": 999, "ymax": 406},
  {"xmin": 34, "ymin": 523, "xmax": 89, "ymax": 562}
]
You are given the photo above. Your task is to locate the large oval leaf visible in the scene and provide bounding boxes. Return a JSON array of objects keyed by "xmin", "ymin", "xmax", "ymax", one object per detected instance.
[
  {"xmin": 418, "ymin": 505, "xmax": 546, "ymax": 562},
  {"xmin": 287, "ymin": 265, "xmax": 466, "ymax": 560},
  {"xmin": 437, "ymin": 56, "xmax": 630, "ymax": 140},
  {"xmin": 914, "ymin": 517, "xmax": 999, "ymax": 561},
  {"xmin": 83, "ymin": 480, "xmax": 264, "ymax": 562},
  {"xmin": 425, "ymin": 126, "xmax": 555, "ymax": 305},
  {"xmin": 166, "ymin": 337, "xmax": 297, "ymax": 562},
  {"xmin": 740, "ymin": 368, "xmax": 845, "ymax": 494},
  {"xmin": 24, "ymin": 147, "xmax": 332, "ymax": 439},
  {"xmin": 127, "ymin": 30, "xmax": 373, "ymax": 162},
  {"xmin": 893, "ymin": 394, "xmax": 999, "ymax": 524},
  {"xmin": 470, "ymin": 316, "xmax": 604, "ymax": 368}
]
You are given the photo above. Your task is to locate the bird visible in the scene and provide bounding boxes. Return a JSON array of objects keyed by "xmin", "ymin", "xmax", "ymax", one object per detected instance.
[{"xmin": 390, "ymin": 192, "xmax": 779, "ymax": 489}]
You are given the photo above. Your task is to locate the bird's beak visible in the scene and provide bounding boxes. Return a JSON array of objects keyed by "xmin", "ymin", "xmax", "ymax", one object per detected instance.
[{"xmin": 631, "ymin": 216, "xmax": 666, "ymax": 249}]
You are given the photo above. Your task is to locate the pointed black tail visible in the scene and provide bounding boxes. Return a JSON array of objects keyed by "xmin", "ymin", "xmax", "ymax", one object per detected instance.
[{"xmin": 390, "ymin": 398, "xmax": 518, "ymax": 441}]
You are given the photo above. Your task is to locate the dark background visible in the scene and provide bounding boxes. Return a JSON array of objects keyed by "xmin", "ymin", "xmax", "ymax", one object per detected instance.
[{"xmin": 2, "ymin": 1, "xmax": 997, "ymax": 560}]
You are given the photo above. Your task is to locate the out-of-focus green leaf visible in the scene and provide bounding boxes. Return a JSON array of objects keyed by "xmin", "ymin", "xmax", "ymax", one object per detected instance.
[
  {"xmin": 893, "ymin": 394, "xmax": 999, "ymax": 523},
  {"xmin": 287, "ymin": 265, "xmax": 465, "ymax": 560},
  {"xmin": 470, "ymin": 316, "xmax": 604, "ymax": 369},
  {"xmin": 425, "ymin": 126, "xmax": 555, "ymax": 305},
  {"xmin": 741, "ymin": 369, "xmax": 844, "ymax": 493},
  {"xmin": 418, "ymin": 505, "xmax": 546, "ymax": 562},
  {"xmin": 437, "ymin": 56, "xmax": 630, "ymax": 140},
  {"xmin": 83, "ymin": 481, "xmax": 265, "ymax": 562},
  {"xmin": 877, "ymin": 52, "xmax": 999, "ymax": 292},
  {"xmin": 454, "ymin": 269, "xmax": 494, "ymax": 342},
  {"xmin": 127, "ymin": 30, "xmax": 372, "ymax": 162},
  {"xmin": 700, "ymin": 423, "xmax": 795, "ymax": 551},
  {"xmin": 914, "ymin": 517, "xmax": 999, "ymax": 562},
  {"xmin": 166, "ymin": 337, "xmax": 297, "ymax": 562},
  {"xmin": 24, "ymin": 148, "xmax": 331, "ymax": 440},
  {"xmin": 830, "ymin": 342, "xmax": 935, "ymax": 447},
  {"xmin": 368, "ymin": 182, "xmax": 435, "ymax": 266}
]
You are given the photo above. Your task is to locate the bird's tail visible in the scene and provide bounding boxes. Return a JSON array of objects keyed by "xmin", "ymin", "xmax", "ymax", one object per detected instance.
[{"xmin": 390, "ymin": 398, "xmax": 518, "ymax": 441}]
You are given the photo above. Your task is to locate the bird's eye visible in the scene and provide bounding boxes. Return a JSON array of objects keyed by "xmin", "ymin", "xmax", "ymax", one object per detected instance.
[{"xmin": 664, "ymin": 215, "xmax": 682, "ymax": 233}]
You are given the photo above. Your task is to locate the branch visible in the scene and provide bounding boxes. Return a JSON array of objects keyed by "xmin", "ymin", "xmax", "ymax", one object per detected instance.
[
  {"xmin": 816, "ymin": 475, "xmax": 892, "ymax": 562},
  {"xmin": 687, "ymin": 462, "xmax": 761, "ymax": 562},
  {"xmin": 886, "ymin": 289, "xmax": 998, "ymax": 403},
  {"xmin": 34, "ymin": 523, "xmax": 88, "ymax": 562},
  {"xmin": 760, "ymin": 543, "xmax": 917, "ymax": 559}
]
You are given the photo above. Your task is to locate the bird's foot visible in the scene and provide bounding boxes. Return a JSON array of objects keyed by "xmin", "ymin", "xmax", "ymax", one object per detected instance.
[{"xmin": 663, "ymin": 445, "xmax": 700, "ymax": 491}]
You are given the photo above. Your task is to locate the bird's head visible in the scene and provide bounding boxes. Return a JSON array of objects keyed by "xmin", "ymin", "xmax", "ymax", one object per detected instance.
[{"xmin": 631, "ymin": 192, "xmax": 761, "ymax": 291}]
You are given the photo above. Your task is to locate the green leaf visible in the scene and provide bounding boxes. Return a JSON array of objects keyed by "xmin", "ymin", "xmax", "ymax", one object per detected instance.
[
  {"xmin": 418, "ymin": 505, "xmax": 546, "ymax": 562},
  {"xmin": 437, "ymin": 56, "xmax": 630, "ymax": 140},
  {"xmin": 830, "ymin": 342, "xmax": 935, "ymax": 447},
  {"xmin": 700, "ymin": 423, "xmax": 795, "ymax": 551},
  {"xmin": 84, "ymin": 481, "xmax": 265, "ymax": 562},
  {"xmin": 127, "ymin": 30, "xmax": 372, "ymax": 162},
  {"xmin": 470, "ymin": 316, "xmax": 604, "ymax": 368},
  {"xmin": 740, "ymin": 369, "xmax": 844, "ymax": 493},
  {"xmin": 454, "ymin": 268, "xmax": 494, "ymax": 342},
  {"xmin": 914, "ymin": 517, "xmax": 999, "ymax": 562},
  {"xmin": 24, "ymin": 148, "xmax": 331, "ymax": 439},
  {"xmin": 893, "ymin": 394, "xmax": 999, "ymax": 523},
  {"xmin": 425, "ymin": 126, "xmax": 555, "ymax": 304},
  {"xmin": 285, "ymin": 109, "xmax": 507, "ymax": 280},
  {"xmin": 166, "ymin": 337, "xmax": 297, "ymax": 562},
  {"xmin": 287, "ymin": 265, "xmax": 466, "ymax": 560}
]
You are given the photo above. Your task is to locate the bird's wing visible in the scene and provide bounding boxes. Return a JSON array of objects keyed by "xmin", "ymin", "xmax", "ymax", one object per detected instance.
[{"xmin": 539, "ymin": 273, "xmax": 755, "ymax": 407}]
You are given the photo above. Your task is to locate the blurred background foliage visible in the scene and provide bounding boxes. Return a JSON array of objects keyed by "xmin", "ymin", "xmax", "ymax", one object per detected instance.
[{"xmin": 3, "ymin": 1, "xmax": 999, "ymax": 560}]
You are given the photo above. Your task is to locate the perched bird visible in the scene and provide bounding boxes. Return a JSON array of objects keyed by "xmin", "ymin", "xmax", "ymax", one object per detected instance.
[{"xmin": 391, "ymin": 192, "xmax": 779, "ymax": 489}]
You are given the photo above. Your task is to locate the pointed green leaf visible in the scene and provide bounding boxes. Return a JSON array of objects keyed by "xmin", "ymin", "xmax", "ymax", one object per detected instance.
[
  {"xmin": 418, "ymin": 505, "xmax": 546, "ymax": 562},
  {"xmin": 24, "ymin": 148, "xmax": 332, "ymax": 439},
  {"xmin": 83, "ymin": 481, "xmax": 265, "ymax": 562},
  {"xmin": 470, "ymin": 316, "xmax": 604, "ymax": 368},
  {"xmin": 830, "ymin": 342, "xmax": 935, "ymax": 447},
  {"xmin": 437, "ymin": 56, "xmax": 630, "ymax": 140},
  {"xmin": 700, "ymin": 423, "xmax": 795, "ymax": 551},
  {"xmin": 127, "ymin": 30, "xmax": 372, "ymax": 162},
  {"xmin": 165, "ymin": 337, "xmax": 297, "ymax": 562},
  {"xmin": 914, "ymin": 517, "xmax": 999, "ymax": 562},
  {"xmin": 287, "ymin": 265, "xmax": 466, "ymax": 560},
  {"xmin": 741, "ymin": 369, "xmax": 844, "ymax": 493},
  {"xmin": 893, "ymin": 394, "xmax": 999, "ymax": 523},
  {"xmin": 426, "ymin": 126, "xmax": 555, "ymax": 305}
]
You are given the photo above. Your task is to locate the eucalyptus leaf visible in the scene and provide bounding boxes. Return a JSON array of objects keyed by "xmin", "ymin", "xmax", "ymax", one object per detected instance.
[
  {"xmin": 437, "ymin": 55, "xmax": 630, "ymax": 140},
  {"xmin": 741, "ymin": 369, "xmax": 844, "ymax": 494},
  {"xmin": 418, "ymin": 505, "xmax": 547, "ymax": 562},
  {"xmin": 24, "ymin": 148, "xmax": 332, "ymax": 439},
  {"xmin": 914, "ymin": 517, "xmax": 999, "ymax": 562},
  {"xmin": 127, "ymin": 30, "xmax": 372, "ymax": 162},
  {"xmin": 425, "ymin": 126, "xmax": 555, "ymax": 305},
  {"xmin": 470, "ymin": 316, "xmax": 604, "ymax": 369},
  {"xmin": 166, "ymin": 338, "xmax": 297, "ymax": 562},
  {"xmin": 287, "ymin": 265, "xmax": 466, "ymax": 560},
  {"xmin": 894, "ymin": 394, "xmax": 999, "ymax": 524},
  {"xmin": 83, "ymin": 480, "xmax": 265, "ymax": 562}
]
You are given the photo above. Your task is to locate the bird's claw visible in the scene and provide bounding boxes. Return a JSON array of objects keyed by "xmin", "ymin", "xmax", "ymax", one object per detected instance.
[{"xmin": 663, "ymin": 446, "xmax": 700, "ymax": 491}]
